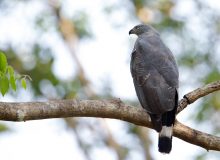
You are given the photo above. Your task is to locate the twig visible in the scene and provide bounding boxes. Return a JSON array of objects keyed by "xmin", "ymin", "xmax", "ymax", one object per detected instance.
[{"xmin": 177, "ymin": 80, "xmax": 220, "ymax": 114}]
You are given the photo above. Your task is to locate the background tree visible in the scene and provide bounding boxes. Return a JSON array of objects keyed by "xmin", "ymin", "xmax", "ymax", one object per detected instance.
[{"xmin": 0, "ymin": 0, "xmax": 220, "ymax": 160}]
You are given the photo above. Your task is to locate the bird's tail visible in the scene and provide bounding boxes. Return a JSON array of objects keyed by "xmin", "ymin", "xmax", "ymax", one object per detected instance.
[
  {"xmin": 158, "ymin": 91, "xmax": 178, "ymax": 153},
  {"xmin": 158, "ymin": 122, "xmax": 173, "ymax": 153}
]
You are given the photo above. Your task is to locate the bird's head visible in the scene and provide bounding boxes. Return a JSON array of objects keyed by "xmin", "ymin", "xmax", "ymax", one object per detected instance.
[{"xmin": 129, "ymin": 24, "xmax": 158, "ymax": 36}]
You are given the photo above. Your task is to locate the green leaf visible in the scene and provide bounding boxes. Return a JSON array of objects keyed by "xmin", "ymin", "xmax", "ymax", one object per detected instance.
[
  {"xmin": 0, "ymin": 75, "xmax": 9, "ymax": 96},
  {"xmin": 21, "ymin": 78, "xmax": 27, "ymax": 89},
  {"xmin": 10, "ymin": 75, "xmax": 16, "ymax": 91},
  {"xmin": 0, "ymin": 52, "xmax": 7, "ymax": 73},
  {"xmin": 7, "ymin": 66, "xmax": 14, "ymax": 76}
]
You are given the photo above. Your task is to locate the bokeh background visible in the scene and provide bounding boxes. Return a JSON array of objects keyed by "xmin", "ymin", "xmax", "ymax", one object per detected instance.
[{"xmin": 0, "ymin": 0, "xmax": 220, "ymax": 160}]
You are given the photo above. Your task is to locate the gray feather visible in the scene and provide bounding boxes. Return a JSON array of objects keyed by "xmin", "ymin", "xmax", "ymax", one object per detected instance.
[
  {"xmin": 129, "ymin": 24, "xmax": 179, "ymax": 153},
  {"xmin": 130, "ymin": 25, "xmax": 178, "ymax": 115}
]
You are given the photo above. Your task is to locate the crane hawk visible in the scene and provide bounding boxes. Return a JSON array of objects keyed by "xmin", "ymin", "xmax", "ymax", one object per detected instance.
[{"xmin": 129, "ymin": 24, "xmax": 179, "ymax": 153}]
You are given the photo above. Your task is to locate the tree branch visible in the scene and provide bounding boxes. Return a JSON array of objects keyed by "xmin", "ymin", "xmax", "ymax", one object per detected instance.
[
  {"xmin": 177, "ymin": 80, "xmax": 220, "ymax": 114},
  {"xmin": 0, "ymin": 81, "xmax": 220, "ymax": 151},
  {"xmin": 174, "ymin": 121, "xmax": 220, "ymax": 151}
]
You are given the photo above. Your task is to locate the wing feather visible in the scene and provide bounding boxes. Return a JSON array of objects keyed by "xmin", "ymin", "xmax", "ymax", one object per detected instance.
[{"xmin": 130, "ymin": 35, "xmax": 178, "ymax": 114}]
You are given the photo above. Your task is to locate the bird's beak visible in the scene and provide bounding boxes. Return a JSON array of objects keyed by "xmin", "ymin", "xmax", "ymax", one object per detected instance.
[{"xmin": 129, "ymin": 28, "xmax": 134, "ymax": 35}]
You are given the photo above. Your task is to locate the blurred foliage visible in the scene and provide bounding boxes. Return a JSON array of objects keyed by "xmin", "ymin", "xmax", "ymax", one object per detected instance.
[
  {"xmin": 0, "ymin": 51, "xmax": 28, "ymax": 96},
  {"xmin": 0, "ymin": 0, "xmax": 220, "ymax": 160},
  {"xmin": 0, "ymin": 123, "xmax": 9, "ymax": 132},
  {"xmin": 72, "ymin": 12, "xmax": 93, "ymax": 39}
]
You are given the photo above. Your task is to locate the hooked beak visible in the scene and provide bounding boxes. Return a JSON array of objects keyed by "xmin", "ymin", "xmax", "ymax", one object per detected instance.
[{"xmin": 129, "ymin": 28, "xmax": 135, "ymax": 35}]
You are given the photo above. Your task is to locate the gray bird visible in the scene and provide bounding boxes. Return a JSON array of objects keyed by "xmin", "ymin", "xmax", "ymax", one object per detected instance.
[{"xmin": 129, "ymin": 24, "xmax": 179, "ymax": 153}]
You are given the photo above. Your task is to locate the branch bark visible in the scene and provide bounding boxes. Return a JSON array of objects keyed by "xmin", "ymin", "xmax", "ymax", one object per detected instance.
[
  {"xmin": 177, "ymin": 80, "xmax": 220, "ymax": 114},
  {"xmin": 0, "ymin": 81, "xmax": 220, "ymax": 151}
]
